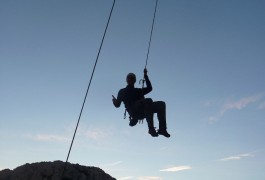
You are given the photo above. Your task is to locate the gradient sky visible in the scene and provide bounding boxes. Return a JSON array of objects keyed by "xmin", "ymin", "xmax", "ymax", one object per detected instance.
[{"xmin": 1, "ymin": 0, "xmax": 265, "ymax": 179}]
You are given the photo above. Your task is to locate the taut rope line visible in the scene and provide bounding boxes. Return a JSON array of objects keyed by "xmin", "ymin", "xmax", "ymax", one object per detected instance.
[
  {"xmin": 61, "ymin": 0, "xmax": 116, "ymax": 178},
  {"xmin": 141, "ymin": 0, "xmax": 159, "ymax": 90},
  {"xmin": 145, "ymin": 0, "xmax": 159, "ymax": 69}
]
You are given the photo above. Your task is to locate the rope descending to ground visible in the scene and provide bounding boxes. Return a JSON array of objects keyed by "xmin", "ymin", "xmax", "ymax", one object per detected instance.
[{"xmin": 61, "ymin": 0, "xmax": 116, "ymax": 179}]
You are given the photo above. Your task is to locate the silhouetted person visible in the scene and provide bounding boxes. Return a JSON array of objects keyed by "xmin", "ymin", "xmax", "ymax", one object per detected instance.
[{"xmin": 112, "ymin": 68, "xmax": 170, "ymax": 138}]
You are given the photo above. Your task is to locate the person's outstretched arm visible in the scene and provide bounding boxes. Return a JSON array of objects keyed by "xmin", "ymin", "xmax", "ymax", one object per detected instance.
[{"xmin": 112, "ymin": 94, "xmax": 121, "ymax": 108}]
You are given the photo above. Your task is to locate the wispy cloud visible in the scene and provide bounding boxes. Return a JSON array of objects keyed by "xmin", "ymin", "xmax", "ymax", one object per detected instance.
[
  {"xmin": 208, "ymin": 93, "xmax": 265, "ymax": 123},
  {"xmin": 26, "ymin": 124, "xmax": 113, "ymax": 145},
  {"xmin": 100, "ymin": 161, "xmax": 122, "ymax": 167},
  {"xmin": 77, "ymin": 126, "xmax": 115, "ymax": 145},
  {"xmin": 82, "ymin": 128, "xmax": 108, "ymax": 141},
  {"xmin": 159, "ymin": 147, "xmax": 168, "ymax": 151},
  {"xmin": 258, "ymin": 101, "xmax": 265, "ymax": 110},
  {"xmin": 27, "ymin": 134, "xmax": 69, "ymax": 142},
  {"xmin": 218, "ymin": 153, "xmax": 254, "ymax": 162},
  {"xmin": 73, "ymin": 123, "xmax": 115, "ymax": 141},
  {"xmin": 118, "ymin": 177, "xmax": 133, "ymax": 180},
  {"xmin": 137, "ymin": 177, "xmax": 162, "ymax": 180},
  {"xmin": 221, "ymin": 94, "xmax": 264, "ymax": 113},
  {"xmin": 160, "ymin": 165, "xmax": 192, "ymax": 172},
  {"xmin": 219, "ymin": 156, "xmax": 241, "ymax": 161}
]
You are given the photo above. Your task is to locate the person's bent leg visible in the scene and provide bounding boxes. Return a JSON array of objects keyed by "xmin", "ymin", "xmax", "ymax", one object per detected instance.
[
  {"xmin": 144, "ymin": 98, "xmax": 158, "ymax": 137},
  {"xmin": 153, "ymin": 101, "xmax": 170, "ymax": 138}
]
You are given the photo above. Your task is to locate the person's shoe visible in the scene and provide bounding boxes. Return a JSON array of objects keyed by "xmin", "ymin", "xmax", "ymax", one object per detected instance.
[
  {"xmin": 149, "ymin": 128, "xmax": 158, "ymax": 137},
  {"xmin": 129, "ymin": 118, "xmax": 138, "ymax": 127},
  {"xmin": 157, "ymin": 129, "xmax": 170, "ymax": 138}
]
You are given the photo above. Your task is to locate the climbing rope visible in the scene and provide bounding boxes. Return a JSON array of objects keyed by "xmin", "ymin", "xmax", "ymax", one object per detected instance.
[
  {"xmin": 141, "ymin": 0, "xmax": 159, "ymax": 89},
  {"xmin": 61, "ymin": 0, "xmax": 116, "ymax": 178},
  {"xmin": 144, "ymin": 0, "xmax": 159, "ymax": 69},
  {"xmin": 136, "ymin": 0, "xmax": 159, "ymax": 126}
]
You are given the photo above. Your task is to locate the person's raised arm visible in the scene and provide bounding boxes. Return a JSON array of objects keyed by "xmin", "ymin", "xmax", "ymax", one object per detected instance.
[{"xmin": 143, "ymin": 68, "xmax": 152, "ymax": 94}]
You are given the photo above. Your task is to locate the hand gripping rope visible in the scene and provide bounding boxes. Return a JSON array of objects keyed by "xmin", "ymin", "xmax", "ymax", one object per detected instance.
[{"xmin": 140, "ymin": 0, "xmax": 159, "ymax": 89}]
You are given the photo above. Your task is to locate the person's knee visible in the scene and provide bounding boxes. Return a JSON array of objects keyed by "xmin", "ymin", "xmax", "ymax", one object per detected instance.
[
  {"xmin": 159, "ymin": 101, "xmax": 166, "ymax": 108},
  {"xmin": 145, "ymin": 98, "xmax": 153, "ymax": 104}
]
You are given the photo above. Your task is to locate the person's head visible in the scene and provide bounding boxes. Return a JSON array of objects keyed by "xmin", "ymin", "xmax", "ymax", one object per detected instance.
[{"xmin": 126, "ymin": 73, "xmax": 136, "ymax": 85}]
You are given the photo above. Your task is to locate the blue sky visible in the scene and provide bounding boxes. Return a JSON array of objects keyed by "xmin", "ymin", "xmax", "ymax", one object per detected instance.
[{"xmin": 1, "ymin": 0, "xmax": 265, "ymax": 179}]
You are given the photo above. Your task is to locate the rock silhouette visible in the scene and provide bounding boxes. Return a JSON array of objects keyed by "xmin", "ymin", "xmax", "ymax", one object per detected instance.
[{"xmin": 0, "ymin": 161, "xmax": 116, "ymax": 180}]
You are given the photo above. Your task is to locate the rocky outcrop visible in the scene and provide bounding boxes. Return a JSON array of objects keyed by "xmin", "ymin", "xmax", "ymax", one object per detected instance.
[{"xmin": 0, "ymin": 161, "xmax": 116, "ymax": 180}]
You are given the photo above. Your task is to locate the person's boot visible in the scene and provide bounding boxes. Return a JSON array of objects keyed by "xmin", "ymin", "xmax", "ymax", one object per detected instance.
[
  {"xmin": 149, "ymin": 128, "xmax": 158, "ymax": 137},
  {"xmin": 157, "ymin": 129, "xmax": 170, "ymax": 138},
  {"xmin": 129, "ymin": 118, "xmax": 138, "ymax": 127}
]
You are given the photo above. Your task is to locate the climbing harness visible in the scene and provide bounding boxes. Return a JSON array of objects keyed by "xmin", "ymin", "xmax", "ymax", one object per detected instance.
[
  {"xmin": 61, "ymin": 0, "xmax": 116, "ymax": 179},
  {"xmin": 124, "ymin": 108, "xmax": 144, "ymax": 125}
]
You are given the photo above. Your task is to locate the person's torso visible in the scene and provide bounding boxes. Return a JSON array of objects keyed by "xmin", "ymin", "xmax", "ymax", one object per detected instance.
[{"xmin": 121, "ymin": 86, "xmax": 143, "ymax": 109}]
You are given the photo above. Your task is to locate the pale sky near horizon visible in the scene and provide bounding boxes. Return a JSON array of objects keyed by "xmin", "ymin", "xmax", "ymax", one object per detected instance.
[{"xmin": 1, "ymin": 0, "xmax": 265, "ymax": 179}]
